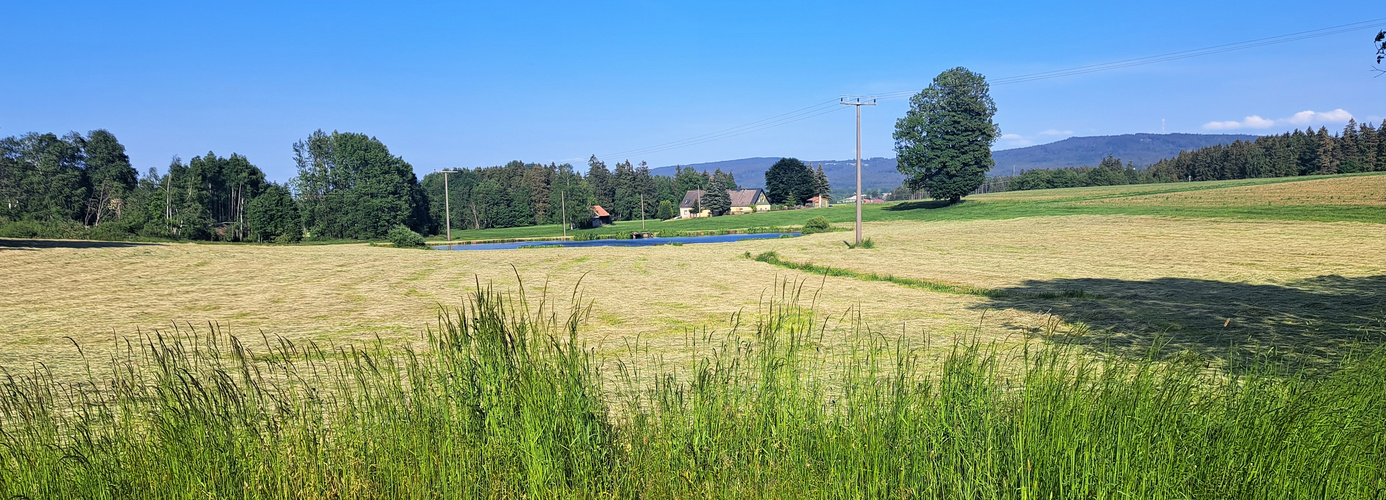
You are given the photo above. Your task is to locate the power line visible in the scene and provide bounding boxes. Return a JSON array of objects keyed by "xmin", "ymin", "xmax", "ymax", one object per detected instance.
[{"xmin": 594, "ymin": 18, "xmax": 1384, "ymax": 159}]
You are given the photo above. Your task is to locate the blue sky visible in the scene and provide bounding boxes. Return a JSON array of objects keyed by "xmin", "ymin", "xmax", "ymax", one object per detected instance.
[{"xmin": 2, "ymin": 1, "xmax": 1381, "ymax": 183}]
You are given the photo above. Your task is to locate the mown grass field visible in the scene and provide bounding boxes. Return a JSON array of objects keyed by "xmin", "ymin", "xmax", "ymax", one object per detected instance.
[
  {"xmin": 2, "ymin": 172, "xmax": 1384, "ymax": 497},
  {"xmin": 6, "ymin": 173, "xmax": 1383, "ymax": 373}
]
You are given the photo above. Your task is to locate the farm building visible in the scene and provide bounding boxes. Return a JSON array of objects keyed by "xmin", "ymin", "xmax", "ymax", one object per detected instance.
[
  {"xmin": 590, "ymin": 205, "xmax": 613, "ymax": 227},
  {"xmin": 679, "ymin": 189, "xmax": 771, "ymax": 218},
  {"xmin": 807, "ymin": 196, "xmax": 830, "ymax": 208},
  {"xmin": 839, "ymin": 194, "xmax": 884, "ymax": 204},
  {"xmin": 729, "ymin": 189, "xmax": 771, "ymax": 215}
]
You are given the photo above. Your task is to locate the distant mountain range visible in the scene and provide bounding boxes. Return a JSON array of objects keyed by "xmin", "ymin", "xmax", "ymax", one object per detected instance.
[
  {"xmin": 651, "ymin": 133, "xmax": 1260, "ymax": 191},
  {"xmin": 990, "ymin": 133, "xmax": 1259, "ymax": 173}
]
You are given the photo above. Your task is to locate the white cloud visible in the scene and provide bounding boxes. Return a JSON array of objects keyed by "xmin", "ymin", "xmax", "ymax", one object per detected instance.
[
  {"xmin": 1039, "ymin": 129, "xmax": 1073, "ymax": 136},
  {"xmin": 1203, "ymin": 109, "xmax": 1353, "ymax": 131},
  {"xmin": 1203, "ymin": 115, "xmax": 1274, "ymax": 130},
  {"xmin": 998, "ymin": 133, "xmax": 1032, "ymax": 147},
  {"xmin": 1203, "ymin": 120, "xmax": 1244, "ymax": 130},
  {"xmin": 1284, "ymin": 111, "xmax": 1317, "ymax": 126}
]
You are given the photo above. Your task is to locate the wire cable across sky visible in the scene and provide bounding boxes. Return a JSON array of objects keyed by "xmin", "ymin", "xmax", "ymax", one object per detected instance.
[{"xmin": 598, "ymin": 17, "xmax": 1385, "ymax": 161}]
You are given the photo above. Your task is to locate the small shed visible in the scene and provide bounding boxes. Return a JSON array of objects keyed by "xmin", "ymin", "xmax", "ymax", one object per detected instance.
[{"xmin": 591, "ymin": 205, "xmax": 613, "ymax": 227}]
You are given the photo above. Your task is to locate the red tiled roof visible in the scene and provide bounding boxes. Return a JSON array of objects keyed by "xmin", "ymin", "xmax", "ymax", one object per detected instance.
[{"xmin": 591, "ymin": 205, "xmax": 610, "ymax": 217}]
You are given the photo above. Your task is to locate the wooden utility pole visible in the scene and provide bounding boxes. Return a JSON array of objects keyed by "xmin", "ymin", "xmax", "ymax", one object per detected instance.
[
  {"xmin": 438, "ymin": 170, "xmax": 458, "ymax": 241},
  {"xmin": 840, "ymin": 96, "xmax": 875, "ymax": 245},
  {"xmin": 561, "ymin": 191, "xmax": 567, "ymax": 237},
  {"xmin": 640, "ymin": 193, "xmax": 645, "ymax": 231}
]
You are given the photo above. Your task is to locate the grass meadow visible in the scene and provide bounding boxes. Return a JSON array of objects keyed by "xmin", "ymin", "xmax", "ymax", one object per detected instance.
[{"xmin": 2, "ymin": 173, "xmax": 1385, "ymax": 497}]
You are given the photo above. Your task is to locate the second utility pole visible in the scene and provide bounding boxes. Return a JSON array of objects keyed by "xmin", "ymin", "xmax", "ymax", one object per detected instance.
[
  {"xmin": 840, "ymin": 96, "xmax": 875, "ymax": 245},
  {"xmin": 438, "ymin": 169, "xmax": 458, "ymax": 242}
]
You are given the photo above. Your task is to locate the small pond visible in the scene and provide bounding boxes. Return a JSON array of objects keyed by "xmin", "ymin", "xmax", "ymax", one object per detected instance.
[{"xmin": 435, "ymin": 232, "xmax": 800, "ymax": 251}]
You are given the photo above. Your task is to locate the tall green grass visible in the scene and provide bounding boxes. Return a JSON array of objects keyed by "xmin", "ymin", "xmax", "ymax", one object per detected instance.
[{"xmin": 1, "ymin": 281, "xmax": 1382, "ymax": 498}]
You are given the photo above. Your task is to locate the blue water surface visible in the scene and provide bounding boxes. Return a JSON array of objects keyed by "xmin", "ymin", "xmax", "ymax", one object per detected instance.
[{"xmin": 435, "ymin": 232, "xmax": 800, "ymax": 251}]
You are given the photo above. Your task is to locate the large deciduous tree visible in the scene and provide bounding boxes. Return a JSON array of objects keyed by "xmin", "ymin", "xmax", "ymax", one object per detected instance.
[
  {"xmin": 674, "ymin": 166, "xmax": 705, "ymax": 195},
  {"xmin": 246, "ymin": 183, "xmax": 301, "ymax": 242},
  {"xmin": 764, "ymin": 157, "xmax": 814, "ymax": 206},
  {"xmin": 291, "ymin": 130, "xmax": 428, "ymax": 239},
  {"xmin": 893, "ymin": 67, "xmax": 999, "ymax": 204},
  {"xmin": 0, "ymin": 133, "xmax": 88, "ymax": 222},
  {"xmin": 81, "ymin": 130, "xmax": 137, "ymax": 226}
]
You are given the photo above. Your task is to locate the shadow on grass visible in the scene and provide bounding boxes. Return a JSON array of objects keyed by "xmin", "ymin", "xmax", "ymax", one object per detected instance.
[
  {"xmin": 975, "ymin": 274, "xmax": 1386, "ymax": 371},
  {"xmin": 0, "ymin": 238, "xmax": 151, "ymax": 250},
  {"xmin": 883, "ymin": 200, "xmax": 956, "ymax": 211}
]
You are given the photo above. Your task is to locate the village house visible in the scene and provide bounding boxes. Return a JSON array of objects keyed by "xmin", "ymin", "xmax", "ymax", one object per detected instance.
[
  {"xmin": 728, "ymin": 189, "xmax": 771, "ymax": 215},
  {"xmin": 807, "ymin": 195, "xmax": 830, "ymax": 208},
  {"xmin": 678, "ymin": 189, "xmax": 771, "ymax": 218}
]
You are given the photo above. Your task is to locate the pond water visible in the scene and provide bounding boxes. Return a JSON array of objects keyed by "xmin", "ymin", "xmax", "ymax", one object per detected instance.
[{"xmin": 434, "ymin": 232, "xmax": 800, "ymax": 251}]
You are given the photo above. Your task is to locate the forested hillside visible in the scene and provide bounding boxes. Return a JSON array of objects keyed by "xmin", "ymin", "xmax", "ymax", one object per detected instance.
[
  {"xmin": 991, "ymin": 133, "xmax": 1259, "ymax": 172},
  {"xmin": 651, "ymin": 133, "xmax": 1260, "ymax": 193},
  {"xmin": 1000, "ymin": 121, "xmax": 1384, "ymax": 192}
]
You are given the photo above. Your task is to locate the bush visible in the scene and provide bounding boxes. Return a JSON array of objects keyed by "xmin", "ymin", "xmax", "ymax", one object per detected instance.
[
  {"xmin": 86, "ymin": 222, "xmax": 135, "ymax": 241},
  {"xmin": 802, "ymin": 216, "xmax": 831, "ymax": 234},
  {"xmin": 0, "ymin": 220, "xmax": 45, "ymax": 238},
  {"xmin": 386, "ymin": 224, "xmax": 426, "ymax": 248},
  {"xmin": 138, "ymin": 221, "xmax": 176, "ymax": 240},
  {"xmin": 0, "ymin": 219, "xmax": 84, "ymax": 239}
]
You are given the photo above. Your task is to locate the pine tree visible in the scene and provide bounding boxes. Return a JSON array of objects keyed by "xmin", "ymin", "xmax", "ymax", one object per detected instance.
[
  {"xmin": 813, "ymin": 164, "xmax": 830, "ymax": 205},
  {"xmin": 1316, "ymin": 127, "xmax": 1337, "ymax": 175},
  {"xmin": 586, "ymin": 156, "xmax": 614, "ymax": 210},
  {"xmin": 702, "ymin": 170, "xmax": 731, "ymax": 216}
]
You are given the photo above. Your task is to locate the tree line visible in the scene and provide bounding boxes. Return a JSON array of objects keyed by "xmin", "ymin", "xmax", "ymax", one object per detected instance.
[
  {"xmin": 417, "ymin": 156, "xmax": 746, "ymax": 232},
  {"xmin": 0, "ymin": 129, "xmax": 775, "ymax": 242},
  {"xmin": 1146, "ymin": 121, "xmax": 1385, "ymax": 181},
  {"xmin": 0, "ymin": 130, "xmax": 293, "ymax": 241}
]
